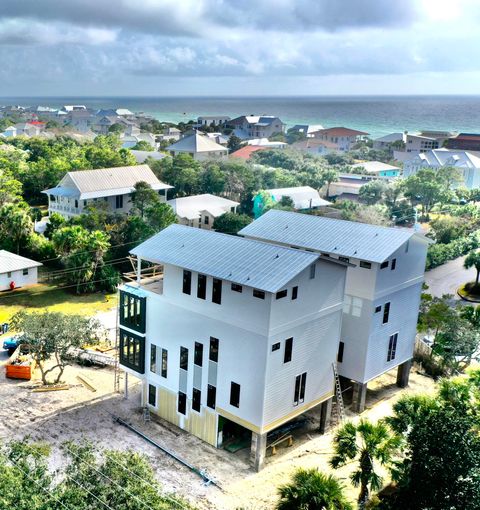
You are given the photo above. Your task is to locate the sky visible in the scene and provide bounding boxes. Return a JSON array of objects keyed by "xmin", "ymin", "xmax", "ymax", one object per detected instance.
[{"xmin": 1, "ymin": 0, "xmax": 480, "ymax": 96}]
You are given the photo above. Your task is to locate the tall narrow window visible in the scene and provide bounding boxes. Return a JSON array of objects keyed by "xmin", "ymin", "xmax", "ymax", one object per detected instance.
[
  {"xmin": 293, "ymin": 372, "xmax": 307, "ymax": 405},
  {"xmin": 150, "ymin": 344, "xmax": 157, "ymax": 373},
  {"xmin": 180, "ymin": 346, "xmax": 188, "ymax": 370},
  {"xmin": 178, "ymin": 392, "xmax": 187, "ymax": 415},
  {"xmin": 207, "ymin": 385, "xmax": 216, "ymax": 409},
  {"xmin": 212, "ymin": 278, "xmax": 222, "ymax": 305},
  {"xmin": 292, "ymin": 286, "xmax": 298, "ymax": 300},
  {"xmin": 148, "ymin": 384, "xmax": 156, "ymax": 406},
  {"xmin": 387, "ymin": 333, "xmax": 398, "ymax": 361},
  {"xmin": 209, "ymin": 337, "xmax": 219, "ymax": 362},
  {"xmin": 192, "ymin": 388, "xmax": 201, "ymax": 412},
  {"xmin": 309, "ymin": 263, "xmax": 316, "ymax": 279},
  {"xmin": 337, "ymin": 342, "xmax": 345, "ymax": 363},
  {"xmin": 194, "ymin": 342, "xmax": 203, "ymax": 367},
  {"xmin": 230, "ymin": 382, "xmax": 240, "ymax": 408},
  {"xmin": 197, "ymin": 274, "xmax": 207, "ymax": 299},
  {"xmin": 391, "ymin": 258, "xmax": 397, "ymax": 270},
  {"xmin": 383, "ymin": 302, "xmax": 391, "ymax": 324},
  {"xmin": 183, "ymin": 270, "xmax": 192, "ymax": 295},
  {"xmin": 161, "ymin": 348, "xmax": 168, "ymax": 378},
  {"xmin": 115, "ymin": 195, "xmax": 123, "ymax": 209},
  {"xmin": 284, "ymin": 337, "xmax": 293, "ymax": 363}
]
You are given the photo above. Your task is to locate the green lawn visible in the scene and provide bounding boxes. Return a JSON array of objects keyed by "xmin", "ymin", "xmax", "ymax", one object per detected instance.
[{"xmin": 0, "ymin": 284, "xmax": 117, "ymax": 323}]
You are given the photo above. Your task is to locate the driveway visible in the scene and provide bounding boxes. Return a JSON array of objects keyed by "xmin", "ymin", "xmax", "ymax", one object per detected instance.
[{"xmin": 425, "ymin": 255, "xmax": 476, "ymax": 298}]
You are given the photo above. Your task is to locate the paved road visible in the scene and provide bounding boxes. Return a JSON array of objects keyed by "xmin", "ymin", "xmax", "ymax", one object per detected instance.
[{"xmin": 425, "ymin": 255, "xmax": 476, "ymax": 298}]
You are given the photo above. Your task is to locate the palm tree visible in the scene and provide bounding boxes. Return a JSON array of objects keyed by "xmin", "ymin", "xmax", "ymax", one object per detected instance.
[
  {"xmin": 464, "ymin": 250, "xmax": 480, "ymax": 287},
  {"xmin": 330, "ymin": 420, "xmax": 400, "ymax": 510},
  {"xmin": 277, "ymin": 468, "xmax": 352, "ymax": 510}
]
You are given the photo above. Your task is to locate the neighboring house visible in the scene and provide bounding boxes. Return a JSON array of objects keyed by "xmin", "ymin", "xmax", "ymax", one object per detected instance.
[
  {"xmin": 159, "ymin": 127, "xmax": 182, "ymax": 141},
  {"xmin": 329, "ymin": 174, "xmax": 379, "ymax": 200},
  {"xmin": 253, "ymin": 186, "xmax": 330, "ymax": 217},
  {"xmin": 166, "ymin": 132, "xmax": 228, "ymax": 161},
  {"xmin": 197, "ymin": 116, "xmax": 231, "ymax": 127},
  {"xmin": 116, "ymin": 108, "xmax": 135, "ymax": 117},
  {"xmin": 240, "ymin": 210, "xmax": 431, "ymax": 413},
  {"xmin": 1, "ymin": 126, "xmax": 17, "ymax": 137},
  {"xmin": 130, "ymin": 150, "xmax": 166, "ymax": 164},
  {"xmin": 14, "ymin": 122, "xmax": 43, "ymax": 137},
  {"xmin": 247, "ymin": 138, "xmax": 287, "ymax": 149},
  {"xmin": 445, "ymin": 133, "xmax": 480, "ymax": 151},
  {"xmin": 228, "ymin": 116, "xmax": 286, "ymax": 139},
  {"xmin": 403, "ymin": 148, "xmax": 480, "ymax": 189},
  {"xmin": 67, "ymin": 110, "xmax": 96, "ymax": 132},
  {"xmin": 167, "ymin": 194, "xmax": 239, "ymax": 229},
  {"xmin": 311, "ymin": 127, "xmax": 369, "ymax": 151},
  {"xmin": 394, "ymin": 131, "xmax": 452, "ymax": 162},
  {"xmin": 205, "ymin": 132, "xmax": 229, "ymax": 146},
  {"xmin": 118, "ymin": 224, "xmax": 348, "ymax": 470},
  {"xmin": 291, "ymin": 138, "xmax": 339, "ymax": 155},
  {"xmin": 289, "ymin": 125, "xmax": 325, "ymax": 137},
  {"xmin": 0, "ymin": 250, "xmax": 42, "ymax": 291},
  {"xmin": 350, "ymin": 161, "xmax": 401, "ymax": 178},
  {"xmin": 62, "ymin": 105, "xmax": 86, "ymax": 112},
  {"xmin": 42, "ymin": 164, "xmax": 172, "ymax": 219},
  {"xmin": 121, "ymin": 132, "xmax": 158, "ymax": 150},
  {"xmin": 372, "ymin": 132, "xmax": 404, "ymax": 151},
  {"xmin": 230, "ymin": 146, "xmax": 267, "ymax": 160}
]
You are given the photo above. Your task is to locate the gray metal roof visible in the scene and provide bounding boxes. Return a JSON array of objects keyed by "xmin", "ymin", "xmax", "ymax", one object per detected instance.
[
  {"xmin": 0, "ymin": 250, "xmax": 42, "ymax": 274},
  {"xmin": 130, "ymin": 224, "xmax": 320, "ymax": 293},
  {"xmin": 239, "ymin": 210, "xmax": 427, "ymax": 263}
]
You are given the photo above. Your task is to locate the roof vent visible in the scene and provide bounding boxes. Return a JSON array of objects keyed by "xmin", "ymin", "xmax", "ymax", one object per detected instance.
[{"xmin": 275, "ymin": 254, "xmax": 279, "ymax": 259}]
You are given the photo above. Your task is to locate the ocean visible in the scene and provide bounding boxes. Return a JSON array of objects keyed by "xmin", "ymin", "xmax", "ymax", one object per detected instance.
[{"xmin": 1, "ymin": 95, "xmax": 480, "ymax": 138}]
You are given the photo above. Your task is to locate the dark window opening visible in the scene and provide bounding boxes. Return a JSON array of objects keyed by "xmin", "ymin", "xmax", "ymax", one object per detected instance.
[
  {"xmin": 180, "ymin": 346, "xmax": 188, "ymax": 370},
  {"xmin": 380, "ymin": 261, "xmax": 389, "ymax": 269},
  {"xmin": 192, "ymin": 388, "xmax": 201, "ymax": 412},
  {"xmin": 148, "ymin": 384, "xmax": 156, "ymax": 406},
  {"xmin": 231, "ymin": 283, "xmax": 242, "ymax": 293},
  {"xmin": 337, "ymin": 341, "xmax": 345, "ymax": 363},
  {"xmin": 22, "ymin": 268, "xmax": 28, "ymax": 276},
  {"xmin": 209, "ymin": 337, "xmax": 219, "ymax": 362},
  {"xmin": 253, "ymin": 289, "xmax": 265, "ymax": 299},
  {"xmin": 309, "ymin": 263, "xmax": 316, "ymax": 279},
  {"xmin": 375, "ymin": 305, "xmax": 382, "ymax": 313},
  {"xmin": 197, "ymin": 274, "xmax": 207, "ymax": 300},
  {"xmin": 204, "ymin": 215, "xmax": 209, "ymax": 225},
  {"xmin": 150, "ymin": 344, "xmax": 157, "ymax": 373},
  {"xmin": 272, "ymin": 342, "xmax": 280, "ymax": 352},
  {"xmin": 115, "ymin": 195, "xmax": 123, "ymax": 209},
  {"xmin": 207, "ymin": 385, "xmax": 216, "ymax": 409},
  {"xmin": 294, "ymin": 372, "xmax": 307, "ymax": 405},
  {"xmin": 321, "ymin": 253, "xmax": 330, "ymax": 257},
  {"xmin": 339, "ymin": 256, "xmax": 350, "ymax": 263},
  {"xmin": 387, "ymin": 333, "xmax": 398, "ymax": 361},
  {"xmin": 194, "ymin": 342, "xmax": 203, "ymax": 367},
  {"xmin": 276, "ymin": 289, "xmax": 287, "ymax": 300},
  {"xmin": 119, "ymin": 329, "xmax": 145, "ymax": 374},
  {"xmin": 360, "ymin": 261, "xmax": 372, "ymax": 269},
  {"xmin": 284, "ymin": 337, "xmax": 293, "ymax": 363},
  {"xmin": 178, "ymin": 392, "xmax": 187, "ymax": 415},
  {"xmin": 383, "ymin": 302, "xmax": 391, "ymax": 324},
  {"xmin": 212, "ymin": 278, "xmax": 222, "ymax": 305},
  {"xmin": 230, "ymin": 382, "xmax": 240, "ymax": 408},
  {"xmin": 391, "ymin": 258, "xmax": 397, "ymax": 270},
  {"xmin": 183, "ymin": 270, "xmax": 192, "ymax": 295},
  {"xmin": 161, "ymin": 348, "xmax": 168, "ymax": 378},
  {"xmin": 292, "ymin": 286, "xmax": 298, "ymax": 300},
  {"xmin": 120, "ymin": 291, "xmax": 146, "ymax": 333}
]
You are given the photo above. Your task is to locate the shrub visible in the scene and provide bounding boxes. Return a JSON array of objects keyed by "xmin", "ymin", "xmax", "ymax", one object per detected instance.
[{"xmin": 426, "ymin": 230, "xmax": 480, "ymax": 270}]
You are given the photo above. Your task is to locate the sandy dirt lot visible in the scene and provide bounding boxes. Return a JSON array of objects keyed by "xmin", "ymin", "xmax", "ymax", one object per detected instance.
[{"xmin": 0, "ymin": 354, "xmax": 436, "ymax": 510}]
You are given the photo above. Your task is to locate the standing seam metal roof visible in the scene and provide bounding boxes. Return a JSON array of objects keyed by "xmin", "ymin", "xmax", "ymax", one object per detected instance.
[
  {"xmin": 239, "ymin": 210, "xmax": 423, "ymax": 263},
  {"xmin": 130, "ymin": 224, "xmax": 320, "ymax": 293}
]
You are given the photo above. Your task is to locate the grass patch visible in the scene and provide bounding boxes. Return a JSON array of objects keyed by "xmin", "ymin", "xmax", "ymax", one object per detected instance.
[
  {"xmin": 458, "ymin": 282, "xmax": 480, "ymax": 302},
  {"xmin": 0, "ymin": 284, "xmax": 117, "ymax": 323}
]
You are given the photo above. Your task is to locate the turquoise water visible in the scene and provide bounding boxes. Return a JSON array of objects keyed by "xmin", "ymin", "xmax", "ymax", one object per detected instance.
[{"xmin": 1, "ymin": 95, "xmax": 480, "ymax": 138}]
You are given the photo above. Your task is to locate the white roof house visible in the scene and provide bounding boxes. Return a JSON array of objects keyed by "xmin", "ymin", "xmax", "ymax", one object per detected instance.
[
  {"xmin": 43, "ymin": 164, "xmax": 172, "ymax": 218},
  {"xmin": 247, "ymin": 138, "xmax": 287, "ymax": 148},
  {"xmin": 129, "ymin": 150, "xmax": 166, "ymax": 163},
  {"xmin": 116, "ymin": 108, "xmax": 134, "ymax": 116},
  {"xmin": 350, "ymin": 161, "xmax": 401, "ymax": 177},
  {"xmin": 167, "ymin": 193, "xmax": 239, "ymax": 229},
  {"xmin": 265, "ymin": 186, "xmax": 331, "ymax": 210},
  {"xmin": 166, "ymin": 132, "xmax": 229, "ymax": 161},
  {"xmin": 0, "ymin": 250, "xmax": 42, "ymax": 291},
  {"xmin": 403, "ymin": 148, "xmax": 480, "ymax": 189}
]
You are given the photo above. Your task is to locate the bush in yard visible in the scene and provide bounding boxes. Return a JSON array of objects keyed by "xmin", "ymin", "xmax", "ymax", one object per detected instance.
[{"xmin": 425, "ymin": 230, "xmax": 480, "ymax": 270}]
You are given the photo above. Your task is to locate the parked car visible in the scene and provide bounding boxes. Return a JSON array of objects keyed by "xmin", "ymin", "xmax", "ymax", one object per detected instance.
[{"xmin": 2, "ymin": 336, "xmax": 19, "ymax": 355}]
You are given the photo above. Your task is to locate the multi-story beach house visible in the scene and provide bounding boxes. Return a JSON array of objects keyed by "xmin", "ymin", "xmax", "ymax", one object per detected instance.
[
  {"xmin": 43, "ymin": 164, "xmax": 172, "ymax": 219},
  {"xmin": 240, "ymin": 210, "xmax": 431, "ymax": 412},
  {"xmin": 118, "ymin": 224, "xmax": 348, "ymax": 470}
]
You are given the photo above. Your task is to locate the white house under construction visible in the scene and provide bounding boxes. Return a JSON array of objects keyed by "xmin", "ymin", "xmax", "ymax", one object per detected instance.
[{"xmin": 118, "ymin": 224, "xmax": 348, "ymax": 470}]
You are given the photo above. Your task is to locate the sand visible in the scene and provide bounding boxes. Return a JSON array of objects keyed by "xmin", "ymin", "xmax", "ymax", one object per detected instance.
[{"xmin": 0, "ymin": 353, "xmax": 436, "ymax": 510}]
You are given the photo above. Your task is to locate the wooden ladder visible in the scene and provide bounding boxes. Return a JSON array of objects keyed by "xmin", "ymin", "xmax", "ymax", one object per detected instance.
[
  {"xmin": 143, "ymin": 406, "xmax": 151, "ymax": 423},
  {"xmin": 332, "ymin": 362, "xmax": 345, "ymax": 423}
]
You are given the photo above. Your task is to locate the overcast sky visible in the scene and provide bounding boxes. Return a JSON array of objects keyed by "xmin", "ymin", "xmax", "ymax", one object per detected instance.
[{"xmin": 1, "ymin": 0, "xmax": 480, "ymax": 96}]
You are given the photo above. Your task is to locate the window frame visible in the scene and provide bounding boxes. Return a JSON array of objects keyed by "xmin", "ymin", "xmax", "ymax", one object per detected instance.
[
  {"xmin": 380, "ymin": 261, "xmax": 389, "ymax": 269},
  {"xmin": 194, "ymin": 342, "xmax": 203, "ymax": 367},
  {"xmin": 178, "ymin": 391, "xmax": 187, "ymax": 415},
  {"xmin": 387, "ymin": 332, "xmax": 398, "ymax": 362},
  {"xmin": 119, "ymin": 291, "xmax": 146, "ymax": 333},
  {"xmin": 148, "ymin": 384, "xmax": 157, "ymax": 407},
  {"xmin": 119, "ymin": 329, "xmax": 145, "ymax": 374},
  {"xmin": 161, "ymin": 348, "xmax": 168, "ymax": 378},
  {"xmin": 231, "ymin": 283, "xmax": 243, "ymax": 293},
  {"xmin": 253, "ymin": 289, "xmax": 265, "ymax": 299},
  {"xmin": 360, "ymin": 261, "xmax": 372, "ymax": 269},
  {"xmin": 292, "ymin": 286, "xmax": 298, "ymax": 300},
  {"xmin": 391, "ymin": 258, "xmax": 397, "ymax": 270},
  {"xmin": 209, "ymin": 337, "xmax": 219, "ymax": 363},
  {"xmin": 383, "ymin": 302, "xmax": 391, "ymax": 324},
  {"xmin": 212, "ymin": 278, "xmax": 222, "ymax": 305},
  {"xmin": 230, "ymin": 382, "xmax": 240, "ymax": 408},
  {"xmin": 180, "ymin": 346, "xmax": 188, "ymax": 371},
  {"xmin": 150, "ymin": 344, "xmax": 157, "ymax": 373},
  {"xmin": 284, "ymin": 337, "xmax": 293, "ymax": 363},
  {"xmin": 337, "ymin": 341, "xmax": 345, "ymax": 363},
  {"xmin": 207, "ymin": 384, "xmax": 216, "ymax": 409},
  {"xmin": 182, "ymin": 270, "xmax": 192, "ymax": 295},
  {"xmin": 192, "ymin": 388, "xmax": 201, "ymax": 412},
  {"xmin": 276, "ymin": 289, "xmax": 288, "ymax": 300},
  {"xmin": 197, "ymin": 273, "xmax": 207, "ymax": 300}
]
